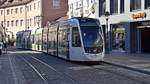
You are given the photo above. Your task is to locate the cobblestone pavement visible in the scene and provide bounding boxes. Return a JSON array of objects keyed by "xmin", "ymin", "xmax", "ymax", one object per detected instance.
[{"xmin": 1, "ymin": 49, "xmax": 150, "ymax": 84}]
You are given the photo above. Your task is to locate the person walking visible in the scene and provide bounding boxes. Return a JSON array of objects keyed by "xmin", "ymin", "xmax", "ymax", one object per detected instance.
[
  {"xmin": 3, "ymin": 42, "xmax": 7, "ymax": 54},
  {"xmin": 0, "ymin": 42, "xmax": 2, "ymax": 55}
]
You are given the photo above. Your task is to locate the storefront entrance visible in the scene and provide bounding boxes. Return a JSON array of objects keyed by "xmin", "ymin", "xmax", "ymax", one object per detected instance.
[
  {"xmin": 141, "ymin": 28, "xmax": 150, "ymax": 53},
  {"xmin": 111, "ymin": 25, "xmax": 125, "ymax": 52}
]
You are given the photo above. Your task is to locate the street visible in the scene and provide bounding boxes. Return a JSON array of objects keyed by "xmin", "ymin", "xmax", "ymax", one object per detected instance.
[{"xmin": 0, "ymin": 48, "xmax": 150, "ymax": 84}]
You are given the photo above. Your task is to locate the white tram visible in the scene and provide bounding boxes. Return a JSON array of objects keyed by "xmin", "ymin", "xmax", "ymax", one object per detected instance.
[{"xmin": 16, "ymin": 17, "xmax": 105, "ymax": 62}]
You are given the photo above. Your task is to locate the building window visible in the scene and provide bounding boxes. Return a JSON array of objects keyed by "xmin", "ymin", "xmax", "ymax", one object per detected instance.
[
  {"xmin": 34, "ymin": 3, "xmax": 36, "ymax": 9},
  {"xmin": 34, "ymin": 17, "xmax": 36, "ymax": 26},
  {"xmin": 20, "ymin": 20, "xmax": 23, "ymax": 26},
  {"xmin": 26, "ymin": 6, "xmax": 29, "ymax": 12},
  {"xmin": 110, "ymin": 0, "xmax": 118, "ymax": 14},
  {"xmin": 20, "ymin": 7, "xmax": 23, "ymax": 13},
  {"xmin": 16, "ymin": 20, "xmax": 18, "ymax": 26},
  {"xmin": 145, "ymin": 0, "xmax": 150, "ymax": 9},
  {"xmin": 1, "ymin": 21, "xmax": 4, "ymax": 26},
  {"xmin": 38, "ymin": 1, "xmax": 40, "ymax": 8},
  {"xmin": 30, "ymin": 5, "xmax": 32, "ymax": 11},
  {"xmin": 15, "ymin": 8, "xmax": 18, "ymax": 13},
  {"xmin": 11, "ymin": 21, "xmax": 14, "ymax": 27},
  {"xmin": 86, "ymin": 0, "xmax": 89, "ymax": 7},
  {"xmin": 99, "ymin": 0, "xmax": 106, "ymax": 16},
  {"xmin": 1, "ymin": 10, "xmax": 3, "ymax": 15},
  {"xmin": 11, "ymin": 9, "xmax": 13, "ymax": 14},
  {"xmin": 7, "ymin": 9, "xmax": 10, "ymax": 15},
  {"xmin": 27, "ymin": 19, "xmax": 29, "ymax": 27},
  {"xmin": 130, "ymin": 0, "xmax": 141, "ymax": 11},
  {"xmin": 53, "ymin": 0, "xmax": 60, "ymax": 9},
  {"xmin": 120, "ymin": 0, "xmax": 124, "ymax": 13},
  {"xmin": 30, "ymin": 18, "xmax": 32, "ymax": 26},
  {"xmin": 7, "ymin": 21, "xmax": 9, "ymax": 27}
]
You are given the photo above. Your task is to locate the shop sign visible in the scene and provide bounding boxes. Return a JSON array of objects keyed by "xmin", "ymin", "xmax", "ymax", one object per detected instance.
[
  {"xmin": 136, "ymin": 21, "xmax": 150, "ymax": 28},
  {"xmin": 131, "ymin": 12, "xmax": 146, "ymax": 19},
  {"xmin": 141, "ymin": 21, "xmax": 150, "ymax": 26}
]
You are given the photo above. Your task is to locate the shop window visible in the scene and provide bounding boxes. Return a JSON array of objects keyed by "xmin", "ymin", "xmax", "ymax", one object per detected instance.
[{"xmin": 112, "ymin": 25, "xmax": 125, "ymax": 51}]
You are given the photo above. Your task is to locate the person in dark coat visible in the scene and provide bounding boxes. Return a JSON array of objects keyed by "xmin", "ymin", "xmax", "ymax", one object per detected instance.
[{"xmin": 3, "ymin": 42, "xmax": 7, "ymax": 53}]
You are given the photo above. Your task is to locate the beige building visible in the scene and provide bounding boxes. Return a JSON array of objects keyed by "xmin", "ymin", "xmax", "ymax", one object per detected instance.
[{"xmin": 0, "ymin": 0, "xmax": 68, "ymax": 37}]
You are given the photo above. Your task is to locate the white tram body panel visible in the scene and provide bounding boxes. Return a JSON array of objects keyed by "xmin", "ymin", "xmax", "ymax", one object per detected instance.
[{"xmin": 68, "ymin": 18, "xmax": 105, "ymax": 61}]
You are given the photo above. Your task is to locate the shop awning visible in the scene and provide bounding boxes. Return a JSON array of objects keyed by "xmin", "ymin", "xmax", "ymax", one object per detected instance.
[{"xmin": 136, "ymin": 26, "xmax": 150, "ymax": 28}]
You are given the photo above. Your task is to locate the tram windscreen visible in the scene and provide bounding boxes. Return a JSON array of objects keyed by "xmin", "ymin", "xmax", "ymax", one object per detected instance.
[{"xmin": 79, "ymin": 19, "xmax": 103, "ymax": 54}]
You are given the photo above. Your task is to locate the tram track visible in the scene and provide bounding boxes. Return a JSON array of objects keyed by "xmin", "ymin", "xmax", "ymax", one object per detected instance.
[
  {"xmin": 87, "ymin": 64, "xmax": 150, "ymax": 84},
  {"xmin": 14, "ymin": 54, "xmax": 50, "ymax": 84},
  {"xmin": 21, "ymin": 57, "xmax": 49, "ymax": 84},
  {"xmin": 25, "ymin": 52, "xmax": 150, "ymax": 84},
  {"xmin": 21, "ymin": 53, "xmax": 80, "ymax": 84},
  {"xmin": 13, "ymin": 50, "xmax": 150, "ymax": 84}
]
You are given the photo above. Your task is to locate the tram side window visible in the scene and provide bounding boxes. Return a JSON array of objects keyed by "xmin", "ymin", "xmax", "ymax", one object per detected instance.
[
  {"xmin": 31, "ymin": 35, "xmax": 34, "ymax": 44},
  {"xmin": 72, "ymin": 27, "xmax": 81, "ymax": 47}
]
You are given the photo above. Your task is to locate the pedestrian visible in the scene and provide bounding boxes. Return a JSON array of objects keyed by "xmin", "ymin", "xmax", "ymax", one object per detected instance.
[
  {"xmin": 3, "ymin": 42, "xmax": 7, "ymax": 54},
  {"xmin": 0, "ymin": 42, "xmax": 3, "ymax": 55}
]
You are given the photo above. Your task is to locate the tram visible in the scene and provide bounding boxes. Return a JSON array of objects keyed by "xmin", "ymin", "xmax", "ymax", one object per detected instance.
[
  {"xmin": 16, "ymin": 17, "xmax": 105, "ymax": 62},
  {"xmin": 16, "ymin": 31, "xmax": 23, "ymax": 48}
]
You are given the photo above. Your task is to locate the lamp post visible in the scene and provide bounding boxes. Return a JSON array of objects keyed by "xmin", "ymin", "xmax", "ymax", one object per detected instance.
[{"xmin": 105, "ymin": 11, "xmax": 110, "ymax": 54}]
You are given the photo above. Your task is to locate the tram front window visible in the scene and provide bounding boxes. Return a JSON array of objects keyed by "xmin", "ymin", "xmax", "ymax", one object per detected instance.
[{"xmin": 81, "ymin": 26, "xmax": 103, "ymax": 54}]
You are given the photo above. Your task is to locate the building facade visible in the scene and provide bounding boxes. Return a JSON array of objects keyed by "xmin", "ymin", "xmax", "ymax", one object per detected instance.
[
  {"xmin": 68, "ymin": 0, "xmax": 150, "ymax": 53},
  {"xmin": 68, "ymin": 0, "xmax": 99, "ymax": 18},
  {"xmin": 98, "ymin": 0, "xmax": 150, "ymax": 53},
  {"xmin": 0, "ymin": 0, "xmax": 68, "ymax": 37}
]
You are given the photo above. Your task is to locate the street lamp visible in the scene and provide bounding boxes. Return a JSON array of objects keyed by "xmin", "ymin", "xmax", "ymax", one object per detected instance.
[{"xmin": 105, "ymin": 11, "xmax": 110, "ymax": 54}]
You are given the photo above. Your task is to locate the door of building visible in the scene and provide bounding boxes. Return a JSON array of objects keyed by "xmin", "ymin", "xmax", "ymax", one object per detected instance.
[{"xmin": 141, "ymin": 28, "xmax": 150, "ymax": 53}]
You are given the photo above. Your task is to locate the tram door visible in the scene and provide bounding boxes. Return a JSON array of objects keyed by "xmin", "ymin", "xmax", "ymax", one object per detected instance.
[{"xmin": 70, "ymin": 27, "xmax": 82, "ymax": 60}]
